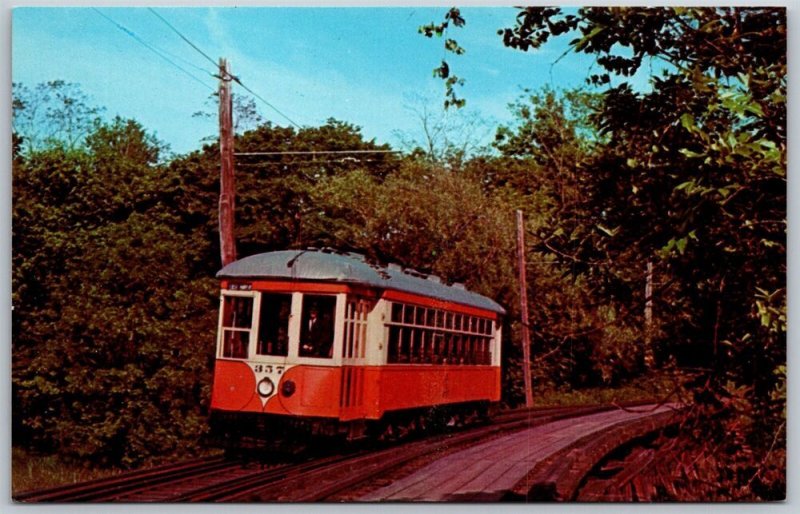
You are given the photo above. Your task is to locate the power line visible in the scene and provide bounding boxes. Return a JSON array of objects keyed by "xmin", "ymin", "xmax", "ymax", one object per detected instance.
[
  {"xmin": 238, "ymin": 159, "xmax": 381, "ymax": 166},
  {"xmin": 92, "ymin": 8, "xmax": 215, "ymax": 92},
  {"xmin": 232, "ymin": 78, "xmax": 304, "ymax": 130},
  {"xmin": 156, "ymin": 46, "xmax": 217, "ymax": 77},
  {"xmin": 236, "ymin": 149, "xmax": 400, "ymax": 157},
  {"xmin": 147, "ymin": 8, "xmax": 219, "ymax": 70},
  {"xmin": 147, "ymin": 7, "xmax": 304, "ymax": 130}
]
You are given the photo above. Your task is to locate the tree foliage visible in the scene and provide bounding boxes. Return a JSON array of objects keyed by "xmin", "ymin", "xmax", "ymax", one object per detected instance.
[
  {"xmin": 496, "ymin": 6, "xmax": 785, "ymax": 498},
  {"xmin": 12, "ymin": 87, "xmax": 403, "ymax": 467},
  {"xmin": 13, "ymin": 85, "xmax": 216, "ymax": 467},
  {"xmin": 12, "ymin": 80, "xmax": 105, "ymax": 154}
]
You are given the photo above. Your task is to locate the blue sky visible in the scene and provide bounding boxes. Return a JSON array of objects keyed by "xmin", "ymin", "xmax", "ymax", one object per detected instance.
[{"xmin": 13, "ymin": 6, "xmax": 648, "ymax": 156}]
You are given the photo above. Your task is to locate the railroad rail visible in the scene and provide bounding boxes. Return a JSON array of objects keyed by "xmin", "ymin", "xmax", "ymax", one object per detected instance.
[
  {"xmin": 15, "ymin": 402, "xmax": 677, "ymax": 502},
  {"xmin": 14, "ymin": 455, "xmax": 232, "ymax": 502},
  {"xmin": 353, "ymin": 403, "xmax": 679, "ymax": 501},
  {"xmin": 218, "ymin": 403, "xmax": 615, "ymax": 502}
]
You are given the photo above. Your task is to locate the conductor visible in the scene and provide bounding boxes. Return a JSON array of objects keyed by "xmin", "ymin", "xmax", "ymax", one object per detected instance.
[{"xmin": 300, "ymin": 302, "xmax": 333, "ymax": 358}]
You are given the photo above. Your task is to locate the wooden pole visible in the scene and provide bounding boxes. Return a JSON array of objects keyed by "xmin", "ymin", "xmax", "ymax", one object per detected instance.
[
  {"xmin": 516, "ymin": 210, "xmax": 534, "ymax": 408},
  {"xmin": 218, "ymin": 58, "xmax": 236, "ymax": 267},
  {"xmin": 644, "ymin": 259, "xmax": 654, "ymax": 368}
]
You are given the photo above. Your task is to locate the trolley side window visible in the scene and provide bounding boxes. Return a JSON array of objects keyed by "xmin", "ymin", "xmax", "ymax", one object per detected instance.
[
  {"xmin": 257, "ymin": 293, "xmax": 291, "ymax": 357},
  {"xmin": 221, "ymin": 295, "xmax": 253, "ymax": 359},
  {"xmin": 299, "ymin": 294, "xmax": 336, "ymax": 359},
  {"xmin": 343, "ymin": 298, "xmax": 372, "ymax": 360},
  {"xmin": 385, "ymin": 301, "xmax": 494, "ymax": 365}
]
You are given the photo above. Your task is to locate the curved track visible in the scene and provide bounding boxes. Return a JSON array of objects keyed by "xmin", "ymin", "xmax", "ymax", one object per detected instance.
[{"xmin": 15, "ymin": 402, "xmax": 666, "ymax": 502}]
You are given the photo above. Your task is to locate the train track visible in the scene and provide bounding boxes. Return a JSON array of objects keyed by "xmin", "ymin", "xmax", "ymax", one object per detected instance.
[
  {"xmin": 249, "ymin": 402, "xmax": 671, "ymax": 502},
  {"xmin": 15, "ymin": 402, "xmax": 666, "ymax": 502},
  {"xmin": 14, "ymin": 455, "xmax": 234, "ymax": 502},
  {"xmin": 225, "ymin": 404, "xmax": 603, "ymax": 502}
]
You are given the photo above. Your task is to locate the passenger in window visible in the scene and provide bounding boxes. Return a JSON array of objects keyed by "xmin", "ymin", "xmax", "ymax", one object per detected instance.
[{"xmin": 300, "ymin": 302, "xmax": 334, "ymax": 358}]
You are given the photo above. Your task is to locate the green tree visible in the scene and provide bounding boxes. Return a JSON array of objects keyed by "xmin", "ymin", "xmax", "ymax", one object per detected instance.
[
  {"xmin": 501, "ymin": 5, "xmax": 786, "ymax": 399},
  {"xmin": 13, "ymin": 87, "xmax": 218, "ymax": 466},
  {"xmin": 487, "ymin": 87, "xmax": 651, "ymax": 390},
  {"xmin": 12, "ymin": 80, "xmax": 104, "ymax": 154},
  {"xmin": 436, "ymin": 6, "xmax": 786, "ymax": 498},
  {"xmin": 169, "ymin": 118, "xmax": 401, "ymax": 265}
]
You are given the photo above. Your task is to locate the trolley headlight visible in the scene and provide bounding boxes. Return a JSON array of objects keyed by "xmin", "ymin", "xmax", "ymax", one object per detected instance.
[
  {"xmin": 281, "ymin": 380, "xmax": 296, "ymax": 397},
  {"xmin": 257, "ymin": 377, "xmax": 275, "ymax": 397}
]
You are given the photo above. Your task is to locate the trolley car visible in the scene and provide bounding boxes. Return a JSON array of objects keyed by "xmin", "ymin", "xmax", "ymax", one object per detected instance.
[{"xmin": 209, "ymin": 249, "xmax": 505, "ymax": 443}]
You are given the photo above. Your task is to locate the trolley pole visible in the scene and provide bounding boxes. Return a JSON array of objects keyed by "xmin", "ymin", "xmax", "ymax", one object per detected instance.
[
  {"xmin": 516, "ymin": 210, "xmax": 534, "ymax": 408},
  {"xmin": 218, "ymin": 58, "xmax": 237, "ymax": 267}
]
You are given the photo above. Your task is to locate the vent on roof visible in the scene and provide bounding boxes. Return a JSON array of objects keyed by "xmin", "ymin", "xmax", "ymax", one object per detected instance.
[
  {"xmin": 367, "ymin": 261, "xmax": 391, "ymax": 280},
  {"xmin": 347, "ymin": 252, "xmax": 366, "ymax": 262},
  {"xmin": 403, "ymin": 268, "xmax": 427, "ymax": 279},
  {"xmin": 427, "ymin": 275, "xmax": 442, "ymax": 284},
  {"xmin": 388, "ymin": 263, "xmax": 402, "ymax": 272},
  {"xmin": 452, "ymin": 282, "xmax": 467, "ymax": 290}
]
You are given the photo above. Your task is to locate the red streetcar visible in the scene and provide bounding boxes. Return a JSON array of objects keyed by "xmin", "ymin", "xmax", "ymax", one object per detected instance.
[{"xmin": 209, "ymin": 249, "xmax": 505, "ymax": 443}]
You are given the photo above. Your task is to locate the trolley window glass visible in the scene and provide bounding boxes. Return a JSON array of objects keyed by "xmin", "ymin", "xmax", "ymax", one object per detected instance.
[
  {"xmin": 257, "ymin": 293, "xmax": 291, "ymax": 357},
  {"xmin": 220, "ymin": 295, "xmax": 254, "ymax": 359},
  {"xmin": 299, "ymin": 294, "xmax": 336, "ymax": 359},
  {"xmin": 385, "ymin": 301, "xmax": 494, "ymax": 365}
]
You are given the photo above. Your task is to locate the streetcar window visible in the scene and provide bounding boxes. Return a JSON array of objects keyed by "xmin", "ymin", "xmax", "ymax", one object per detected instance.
[
  {"xmin": 299, "ymin": 295, "xmax": 336, "ymax": 358},
  {"xmin": 257, "ymin": 293, "xmax": 291, "ymax": 357},
  {"xmin": 344, "ymin": 298, "xmax": 373, "ymax": 360},
  {"xmin": 480, "ymin": 339, "xmax": 489, "ymax": 364},
  {"xmin": 221, "ymin": 295, "xmax": 253, "ymax": 359},
  {"xmin": 418, "ymin": 330, "xmax": 429, "ymax": 363},
  {"xmin": 388, "ymin": 325, "xmax": 401, "ymax": 362},
  {"xmin": 391, "ymin": 303, "xmax": 403, "ymax": 323},
  {"xmin": 384, "ymin": 301, "xmax": 494, "ymax": 366},
  {"xmin": 443, "ymin": 333, "xmax": 453, "ymax": 363},
  {"xmin": 432, "ymin": 332, "xmax": 444, "ymax": 364},
  {"xmin": 416, "ymin": 307, "xmax": 426, "ymax": 326},
  {"xmin": 426, "ymin": 308, "xmax": 435, "ymax": 326},
  {"xmin": 403, "ymin": 305, "xmax": 415, "ymax": 324},
  {"xmin": 223, "ymin": 295, "xmax": 253, "ymax": 329},
  {"xmin": 222, "ymin": 332, "xmax": 250, "ymax": 359}
]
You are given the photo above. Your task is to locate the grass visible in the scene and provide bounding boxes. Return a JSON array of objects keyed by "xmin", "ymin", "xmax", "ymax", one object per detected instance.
[
  {"xmin": 11, "ymin": 446, "xmax": 225, "ymax": 496},
  {"xmin": 12, "ymin": 447, "xmax": 124, "ymax": 496},
  {"xmin": 529, "ymin": 371, "xmax": 686, "ymax": 408}
]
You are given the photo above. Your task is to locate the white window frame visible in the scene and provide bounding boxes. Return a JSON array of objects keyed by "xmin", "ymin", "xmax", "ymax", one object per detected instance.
[
  {"xmin": 293, "ymin": 292, "xmax": 344, "ymax": 366},
  {"xmin": 252, "ymin": 291, "xmax": 294, "ymax": 362},
  {"xmin": 217, "ymin": 290, "xmax": 261, "ymax": 359}
]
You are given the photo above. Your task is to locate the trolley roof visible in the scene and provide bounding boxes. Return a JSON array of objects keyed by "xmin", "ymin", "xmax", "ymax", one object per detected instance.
[{"xmin": 217, "ymin": 250, "xmax": 506, "ymax": 315}]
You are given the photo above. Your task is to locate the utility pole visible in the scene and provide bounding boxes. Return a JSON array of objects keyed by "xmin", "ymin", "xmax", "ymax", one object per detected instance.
[
  {"xmin": 644, "ymin": 260, "xmax": 654, "ymax": 368},
  {"xmin": 218, "ymin": 58, "xmax": 236, "ymax": 267},
  {"xmin": 516, "ymin": 210, "xmax": 534, "ymax": 408}
]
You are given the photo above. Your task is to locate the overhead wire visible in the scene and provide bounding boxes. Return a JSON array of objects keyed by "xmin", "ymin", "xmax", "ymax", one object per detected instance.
[
  {"xmin": 238, "ymin": 159, "xmax": 380, "ymax": 166},
  {"xmin": 92, "ymin": 8, "xmax": 215, "ymax": 92},
  {"xmin": 236, "ymin": 149, "xmax": 400, "ymax": 157},
  {"xmin": 230, "ymin": 78, "xmax": 304, "ymax": 130},
  {"xmin": 147, "ymin": 7, "xmax": 219, "ymax": 69},
  {"xmin": 147, "ymin": 7, "xmax": 305, "ymax": 130}
]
